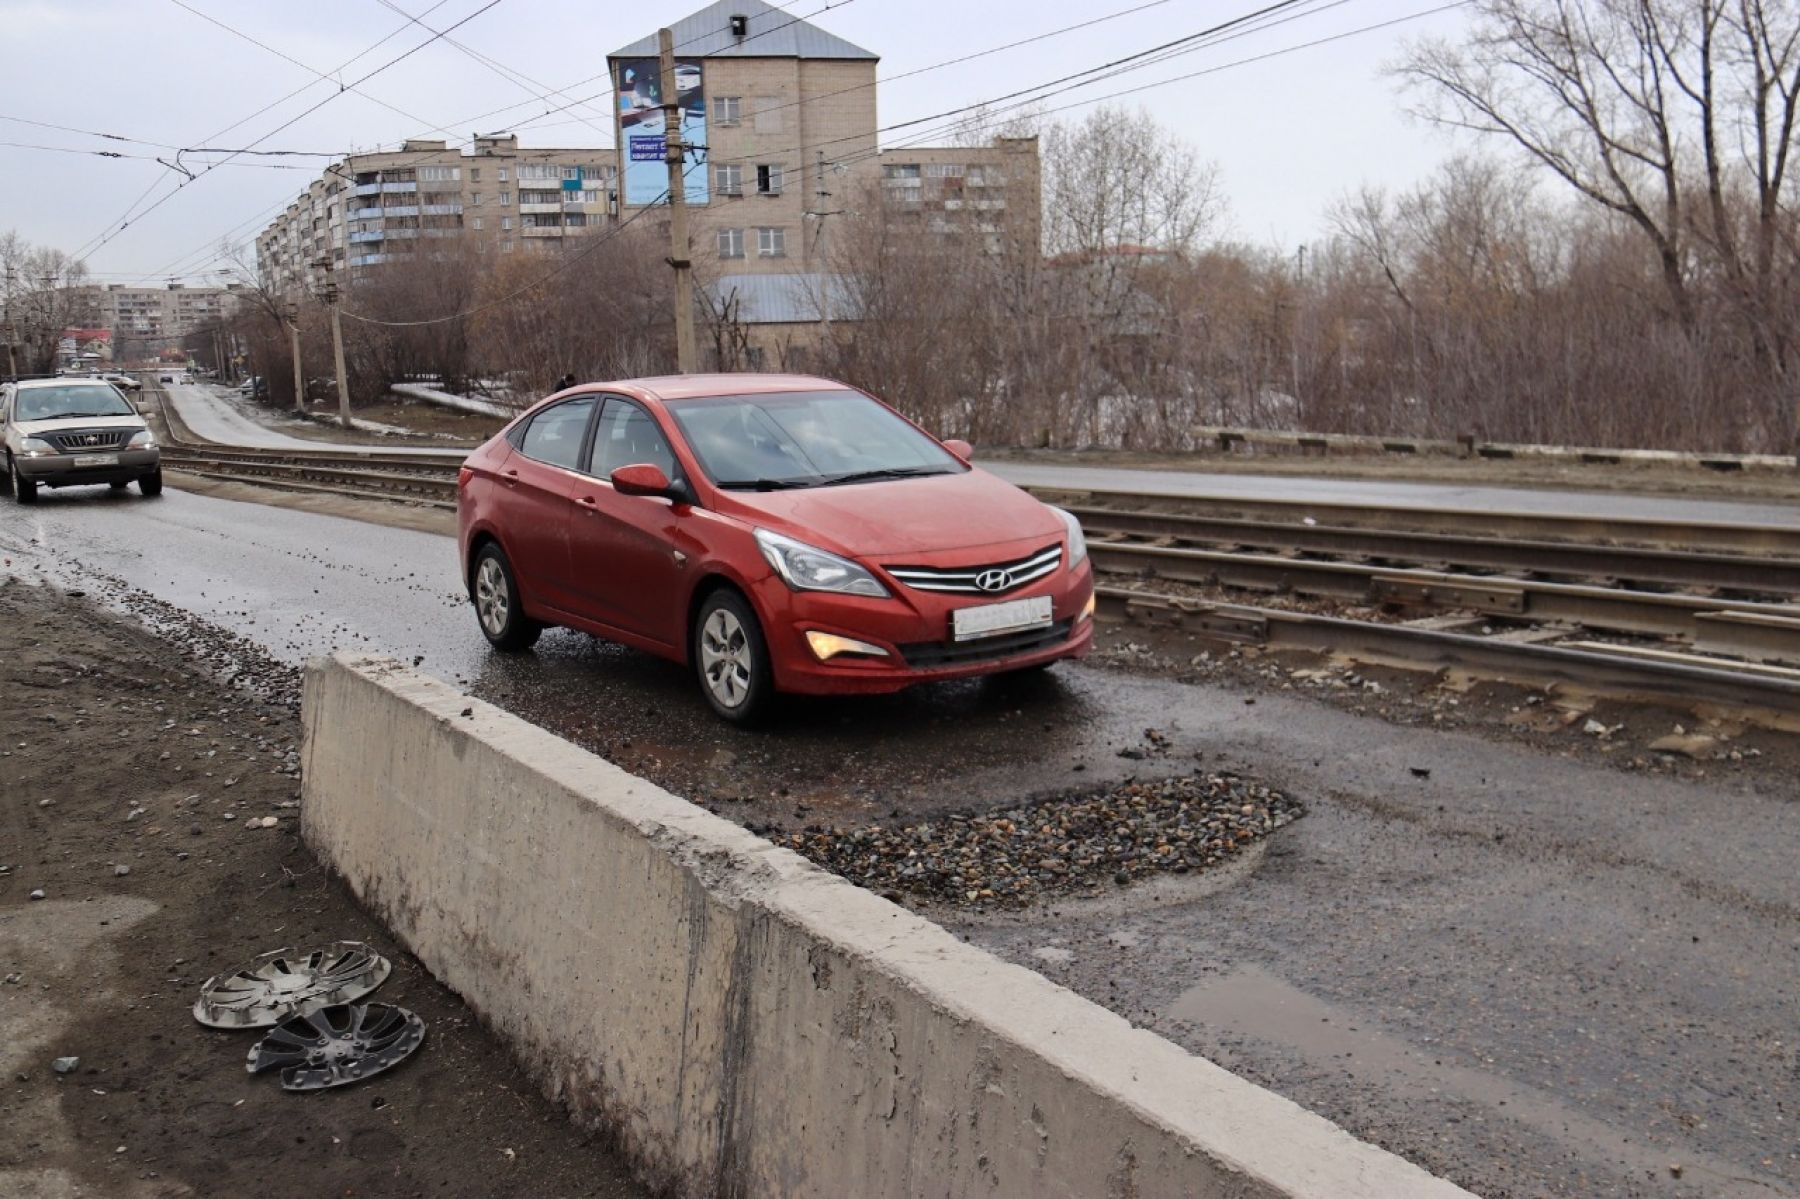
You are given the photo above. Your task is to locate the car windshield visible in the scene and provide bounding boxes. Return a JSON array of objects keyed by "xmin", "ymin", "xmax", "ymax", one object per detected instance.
[
  {"xmin": 15, "ymin": 384, "xmax": 134, "ymax": 422},
  {"xmin": 668, "ymin": 390, "xmax": 963, "ymax": 490}
]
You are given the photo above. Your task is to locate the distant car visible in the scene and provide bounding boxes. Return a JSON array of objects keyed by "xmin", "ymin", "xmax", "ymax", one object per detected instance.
[
  {"xmin": 0, "ymin": 378, "xmax": 162, "ymax": 503},
  {"xmin": 159, "ymin": 373, "xmax": 175, "ymax": 384},
  {"xmin": 102, "ymin": 372, "xmax": 141, "ymax": 392},
  {"xmin": 456, "ymin": 373, "xmax": 1094, "ymax": 723}
]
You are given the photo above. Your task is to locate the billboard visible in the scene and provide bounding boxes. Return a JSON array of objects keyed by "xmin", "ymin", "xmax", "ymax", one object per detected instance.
[{"xmin": 616, "ymin": 57, "xmax": 707, "ymax": 207}]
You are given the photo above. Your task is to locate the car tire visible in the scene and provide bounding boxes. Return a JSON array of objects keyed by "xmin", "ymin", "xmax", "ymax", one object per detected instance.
[
  {"xmin": 693, "ymin": 588, "xmax": 774, "ymax": 724},
  {"xmin": 0, "ymin": 458, "xmax": 11, "ymax": 497},
  {"xmin": 138, "ymin": 469, "xmax": 163, "ymax": 497},
  {"xmin": 471, "ymin": 542, "xmax": 541, "ymax": 652},
  {"xmin": 10, "ymin": 457, "xmax": 36, "ymax": 505}
]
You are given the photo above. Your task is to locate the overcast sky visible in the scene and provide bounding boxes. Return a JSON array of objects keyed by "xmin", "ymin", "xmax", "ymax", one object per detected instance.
[{"xmin": 0, "ymin": 0, "xmax": 1476, "ymax": 282}]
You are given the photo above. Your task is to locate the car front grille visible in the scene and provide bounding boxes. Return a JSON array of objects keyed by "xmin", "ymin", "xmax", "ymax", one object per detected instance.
[
  {"xmin": 46, "ymin": 429, "xmax": 129, "ymax": 451},
  {"xmin": 899, "ymin": 619, "xmax": 1074, "ymax": 668},
  {"xmin": 885, "ymin": 543, "xmax": 1062, "ymax": 596}
]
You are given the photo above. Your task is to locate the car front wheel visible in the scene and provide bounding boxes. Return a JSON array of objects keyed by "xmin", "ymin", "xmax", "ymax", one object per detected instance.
[
  {"xmin": 693, "ymin": 589, "xmax": 773, "ymax": 724},
  {"xmin": 9, "ymin": 457, "xmax": 36, "ymax": 505},
  {"xmin": 138, "ymin": 469, "xmax": 163, "ymax": 497},
  {"xmin": 472, "ymin": 542, "xmax": 541, "ymax": 652}
]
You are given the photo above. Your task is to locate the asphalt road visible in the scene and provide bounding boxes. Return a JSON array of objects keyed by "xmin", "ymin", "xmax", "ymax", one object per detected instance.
[
  {"xmin": 993, "ymin": 461, "xmax": 1800, "ymax": 528},
  {"xmin": 2, "ymin": 483, "xmax": 1794, "ymax": 1198},
  {"xmin": 159, "ymin": 383, "xmax": 461, "ymax": 455}
]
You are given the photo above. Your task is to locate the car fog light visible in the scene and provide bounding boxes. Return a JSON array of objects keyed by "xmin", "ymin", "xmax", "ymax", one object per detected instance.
[
  {"xmin": 1080, "ymin": 593, "xmax": 1097, "ymax": 623},
  {"xmin": 805, "ymin": 631, "xmax": 888, "ymax": 661}
]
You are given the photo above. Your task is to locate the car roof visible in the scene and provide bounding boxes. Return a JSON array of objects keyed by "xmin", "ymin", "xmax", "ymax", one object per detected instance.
[{"xmin": 624, "ymin": 373, "xmax": 850, "ymax": 402}]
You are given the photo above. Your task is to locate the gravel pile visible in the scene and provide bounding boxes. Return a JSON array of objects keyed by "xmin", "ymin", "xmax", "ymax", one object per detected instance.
[{"xmin": 779, "ymin": 773, "xmax": 1302, "ymax": 908}]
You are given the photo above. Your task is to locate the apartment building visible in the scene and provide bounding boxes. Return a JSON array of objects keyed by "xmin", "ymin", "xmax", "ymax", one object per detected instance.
[
  {"xmin": 89, "ymin": 282, "xmax": 246, "ymax": 356},
  {"xmin": 608, "ymin": 0, "xmax": 1041, "ymax": 359},
  {"xmin": 256, "ymin": 136, "xmax": 620, "ymax": 293}
]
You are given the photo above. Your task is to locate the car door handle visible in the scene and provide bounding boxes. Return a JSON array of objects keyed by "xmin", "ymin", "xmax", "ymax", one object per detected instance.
[
  {"xmin": 578, "ymin": 495, "xmax": 597, "ymax": 512},
  {"xmin": 503, "ymin": 469, "xmax": 519, "ymax": 488}
]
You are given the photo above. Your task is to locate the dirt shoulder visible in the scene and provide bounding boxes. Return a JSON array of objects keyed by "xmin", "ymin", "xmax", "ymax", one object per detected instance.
[{"xmin": 0, "ymin": 579, "xmax": 644, "ymax": 1199}]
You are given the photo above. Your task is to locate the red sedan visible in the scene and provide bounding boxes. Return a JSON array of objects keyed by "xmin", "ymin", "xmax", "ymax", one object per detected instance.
[{"xmin": 456, "ymin": 374, "xmax": 1095, "ymax": 722}]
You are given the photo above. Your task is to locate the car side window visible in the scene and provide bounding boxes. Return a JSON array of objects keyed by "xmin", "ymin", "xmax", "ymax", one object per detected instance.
[
  {"xmin": 587, "ymin": 398, "xmax": 677, "ymax": 479},
  {"xmin": 516, "ymin": 397, "xmax": 596, "ymax": 470}
]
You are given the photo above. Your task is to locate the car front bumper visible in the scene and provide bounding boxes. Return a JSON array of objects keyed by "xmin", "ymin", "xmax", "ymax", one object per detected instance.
[
  {"xmin": 15, "ymin": 448, "xmax": 161, "ymax": 487},
  {"xmin": 751, "ymin": 559, "xmax": 1096, "ymax": 695}
]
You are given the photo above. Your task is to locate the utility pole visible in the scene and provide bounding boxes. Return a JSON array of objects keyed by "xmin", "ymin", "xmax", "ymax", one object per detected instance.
[
  {"xmin": 3, "ymin": 267, "xmax": 15, "ymax": 377},
  {"xmin": 315, "ymin": 257, "xmax": 351, "ymax": 428},
  {"xmin": 813, "ymin": 149, "xmax": 832, "ymax": 346},
  {"xmin": 660, "ymin": 27, "xmax": 697, "ymax": 374},
  {"xmin": 287, "ymin": 302, "xmax": 306, "ymax": 414}
]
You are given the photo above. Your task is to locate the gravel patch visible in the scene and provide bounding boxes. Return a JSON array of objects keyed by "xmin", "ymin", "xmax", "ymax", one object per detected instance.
[{"xmin": 777, "ymin": 773, "xmax": 1302, "ymax": 908}]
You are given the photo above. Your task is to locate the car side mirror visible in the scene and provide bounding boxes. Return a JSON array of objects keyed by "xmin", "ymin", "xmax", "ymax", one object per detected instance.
[
  {"xmin": 611, "ymin": 462, "xmax": 674, "ymax": 498},
  {"xmin": 942, "ymin": 438, "xmax": 973, "ymax": 463}
]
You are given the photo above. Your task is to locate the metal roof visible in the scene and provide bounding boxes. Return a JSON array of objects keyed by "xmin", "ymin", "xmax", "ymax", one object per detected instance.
[
  {"xmin": 705, "ymin": 273, "xmax": 857, "ymax": 324},
  {"xmin": 609, "ymin": 0, "xmax": 877, "ymax": 61}
]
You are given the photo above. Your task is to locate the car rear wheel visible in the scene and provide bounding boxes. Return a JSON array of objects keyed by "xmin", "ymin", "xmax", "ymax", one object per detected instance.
[
  {"xmin": 694, "ymin": 590, "xmax": 774, "ymax": 724},
  {"xmin": 472, "ymin": 543, "xmax": 541, "ymax": 652},
  {"xmin": 138, "ymin": 469, "xmax": 163, "ymax": 497},
  {"xmin": 10, "ymin": 457, "xmax": 36, "ymax": 505}
]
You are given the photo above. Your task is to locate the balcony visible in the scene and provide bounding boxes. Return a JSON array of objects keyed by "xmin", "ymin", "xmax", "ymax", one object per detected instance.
[
  {"xmin": 385, "ymin": 228, "xmax": 419, "ymax": 240},
  {"xmin": 420, "ymin": 203, "xmax": 463, "ymax": 216},
  {"xmin": 353, "ymin": 182, "xmax": 382, "ymax": 197},
  {"xmin": 519, "ymin": 203, "xmax": 562, "ymax": 215},
  {"xmin": 521, "ymin": 225, "xmax": 564, "ymax": 238},
  {"xmin": 382, "ymin": 205, "xmax": 420, "ymax": 218},
  {"xmin": 349, "ymin": 206, "xmax": 383, "ymax": 221},
  {"xmin": 381, "ymin": 181, "xmax": 417, "ymax": 193},
  {"xmin": 348, "ymin": 230, "xmax": 385, "ymax": 244},
  {"xmin": 349, "ymin": 253, "xmax": 389, "ymax": 267}
]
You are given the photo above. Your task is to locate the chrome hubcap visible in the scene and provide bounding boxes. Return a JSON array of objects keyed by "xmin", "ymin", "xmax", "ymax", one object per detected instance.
[
  {"xmin": 700, "ymin": 609, "xmax": 753, "ymax": 708},
  {"xmin": 475, "ymin": 557, "xmax": 509, "ymax": 636}
]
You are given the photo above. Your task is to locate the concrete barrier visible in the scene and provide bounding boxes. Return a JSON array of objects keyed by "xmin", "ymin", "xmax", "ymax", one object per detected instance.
[{"xmin": 301, "ymin": 653, "xmax": 1473, "ymax": 1199}]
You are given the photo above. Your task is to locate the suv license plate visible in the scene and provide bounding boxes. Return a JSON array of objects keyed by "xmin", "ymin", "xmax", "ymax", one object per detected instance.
[
  {"xmin": 952, "ymin": 595, "xmax": 1053, "ymax": 642},
  {"xmin": 72, "ymin": 454, "xmax": 119, "ymax": 467}
]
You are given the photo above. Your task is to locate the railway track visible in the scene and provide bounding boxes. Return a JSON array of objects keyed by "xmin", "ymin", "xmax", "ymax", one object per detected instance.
[{"xmin": 142, "ymin": 382, "xmax": 1800, "ymax": 715}]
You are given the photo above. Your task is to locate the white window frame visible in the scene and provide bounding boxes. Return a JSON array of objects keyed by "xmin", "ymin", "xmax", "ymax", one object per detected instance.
[
  {"xmin": 714, "ymin": 95, "xmax": 742, "ymax": 125},
  {"xmin": 756, "ymin": 226, "xmax": 785, "ymax": 258},
  {"xmin": 717, "ymin": 227, "xmax": 745, "ymax": 259},
  {"xmin": 715, "ymin": 163, "xmax": 743, "ymax": 195},
  {"xmin": 756, "ymin": 163, "xmax": 783, "ymax": 196}
]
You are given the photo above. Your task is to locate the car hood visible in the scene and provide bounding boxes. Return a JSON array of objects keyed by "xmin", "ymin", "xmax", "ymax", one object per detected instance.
[
  {"xmin": 16, "ymin": 415, "xmax": 145, "ymax": 436},
  {"xmin": 719, "ymin": 467, "xmax": 1062, "ymax": 557}
]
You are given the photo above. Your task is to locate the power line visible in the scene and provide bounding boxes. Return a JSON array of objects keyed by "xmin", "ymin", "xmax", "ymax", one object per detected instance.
[{"xmin": 72, "ymin": 0, "xmax": 496, "ymax": 267}]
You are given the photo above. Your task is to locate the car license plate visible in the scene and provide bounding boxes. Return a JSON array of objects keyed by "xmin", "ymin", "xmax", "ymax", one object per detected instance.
[
  {"xmin": 952, "ymin": 594, "xmax": 1053, "ymax": 641},
  {"xmin": 72, "ymin": 454, "xmax": 119, "ymax": 467}
]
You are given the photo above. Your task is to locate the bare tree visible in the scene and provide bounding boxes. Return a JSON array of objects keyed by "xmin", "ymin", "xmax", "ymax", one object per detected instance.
[
  {"xmin": 0, "ymin": 230, "xmax": 96, "ymax": 374},
  {"xmin": 1397, "ymin": 0, "xmax": 1800, "ymax": 447}
]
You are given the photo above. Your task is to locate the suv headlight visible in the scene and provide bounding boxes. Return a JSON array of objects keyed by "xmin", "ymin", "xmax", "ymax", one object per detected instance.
[
  {"xmin": 18, "ymin": 437, "xmax": 54, "ymax": 456},
  {"xmin": 755, "ymin": 528, "xmax": 889, "ymax": 598},
  {"xmin": 127, "ymin": 429, "xmax": 156, "ymax": 449},
  {"xmin": 1051, "ymin": 506, "xmax": 1088, "ymax": 566}
]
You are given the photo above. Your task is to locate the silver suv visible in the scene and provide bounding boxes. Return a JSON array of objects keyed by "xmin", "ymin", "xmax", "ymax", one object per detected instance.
[{"xmin": 1, "ymin": 377, "xmax": 162, "ymax": 503}]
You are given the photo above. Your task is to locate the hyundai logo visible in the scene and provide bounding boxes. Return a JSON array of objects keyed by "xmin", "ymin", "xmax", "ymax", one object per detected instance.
[{"xmin": 974, "ymin": 569, "xmax": 1014, "ymax": 593}]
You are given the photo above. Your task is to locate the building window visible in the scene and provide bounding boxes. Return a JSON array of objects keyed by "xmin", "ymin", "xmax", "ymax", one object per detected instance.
[
  {"xmin": 469, "ymin": 167, "xmax": 480, "ymax": 181},
  {"xmin": 882, "ymin": 163, "xmax": 920, "ymax": 180},
  {"xmin": 498, "ymin": 167, "xmax": 509, "ymax": 182},
  {"xmin": 715, "ymin": 164, "xmax": 742, "ymax": 195},
  {"xmin": 718, "ymin": 228, "xmax": 745, "ymax": 259},
  {"xmin": 714, "ymin": 96, "xmax": 741, "ymax": 125},
  {"xmin": 564, "ymin": 166, "xmax": 581, "ymax": 180},
  {"xmin": 753, "ymin": 97, "xmax": 782, "ymax": 133},
  {"xmin": 471, "ymin": 217, "xmax": 484, "ymax": 230},
  {"xmin": 501, "ymin": 216, "xmax": 514, "ymax": 231},
  {"xmin": 501, "ymin": 241, "xmax": 514, "ymax": 252},
  {"xmin": 756, "ymin": 226, "xmax": 785, "ymax": 258},
  {"xmin": 499, "ymin": 191, "xmax": 512, "ymax": 206},
  {"xmin": 420, "ymin": 166, "xmax": 461, "ymax": 182},
  {"xmin": 924, "ymin": 163, "xmax": 963, "ymax": 178},
  {"xmin": 470, "ymin": 192, "xmax": 483, "ymax": 205},
  {"xmin": 756, "ymin": 164, "xmax": 783, "ymax": 195}
]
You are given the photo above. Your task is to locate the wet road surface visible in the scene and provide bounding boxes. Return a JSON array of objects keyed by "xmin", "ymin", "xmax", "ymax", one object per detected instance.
[
  {"xmin": 2, "ymin": 482, "xmax": 1796, "ymax": 1198},
  {"xmin": 993, "ymin": 461, "xmax": 1800, "ymax": 527}
]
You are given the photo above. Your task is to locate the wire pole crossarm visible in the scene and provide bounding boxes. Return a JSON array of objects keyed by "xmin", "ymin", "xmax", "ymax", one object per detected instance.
[{"xmin": 660, "ymin": 28, "xmax": 698, "ymax": 374}]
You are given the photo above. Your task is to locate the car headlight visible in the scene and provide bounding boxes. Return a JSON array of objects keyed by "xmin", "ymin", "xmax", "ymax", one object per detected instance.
[
  {"xmin": 755, "ymin": 528, "xmax": 889, "ymax": 598},
  {"xmin": 127, "ymin": 429, "xmax": 156, "ymax": 448},
  {"xmin": 18, "ymin": 437, "xmax": 54, "ymax": 456},
  {"xmin": 1051, "ymin": 506, "xmax": 1088, "ymax": 566}
]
